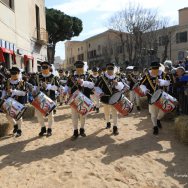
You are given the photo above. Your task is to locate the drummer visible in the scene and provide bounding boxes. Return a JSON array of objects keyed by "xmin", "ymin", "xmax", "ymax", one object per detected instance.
[
  {"xmin": 31, "ymin": 61, "xmax": 59, "ymax": 137},
  {"xmin": 63, "ymin": 60, "xmax": 94, "ymax": 140},
  {"xmin": 58, "ymin": 69, "xmax": 68, "ymax": 106},
  {"xmin": 0, "ymin": 73, "xmax": 5, "ymax": 99},
  {"xmin": 3, "ymin": 67, "xmax": 27, "ymax": 137},
  {"xmin": 127, "ymin": 66, "xmax": 142, "ymax": 111},
  {"xmin": 140, "ymin": 61, "xmax": 170, "ymax": 135},
  {"xmin": 95, "ymin": 63, "xmax": 124, "ymax": 135},
  {"xmin": 89, "ymin": 67, "xmax": 100, "ymax": 113}
]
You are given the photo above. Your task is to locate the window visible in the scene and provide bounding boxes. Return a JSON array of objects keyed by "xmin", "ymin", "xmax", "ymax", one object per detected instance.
[
  {"xmin": 78, "ymin": 54, "xmax": 84, "ymax": 61},
  {"xmin": 178, "ymin": 51, "xmax": 184, "ymax": 60},
  {"xmin": 1, "ymin": 0, "xmax": 14, "ymax": 10},
  {"xmin": 35, "ymin": 5, "xmax": 40, "ymax": 40},
  {"xmin": 176, "ymin": 31, "xmax": 187, "ymax": 43},
  {"xmin": 88, "ymin": 50, "xmax": 96, "ymax": 58},
  {"xmin": 110, "ymin": 48, "xmax": 113, "ymax": 55},
  {"xmin": 159, "ymin": 35, "xmax": 169, "ymax": 46},
  {"xmin": 98, "ymin": 45, "xmax": 101, "ymax": 52},
  {"xmin": 117, "ymin": 46, "xmax": 123, "ymax": 54}
]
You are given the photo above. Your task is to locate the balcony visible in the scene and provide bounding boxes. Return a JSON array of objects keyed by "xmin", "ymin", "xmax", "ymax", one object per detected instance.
[{"xmin": 35, "ymin": 28, "xmax": 48, "ymax": 45}]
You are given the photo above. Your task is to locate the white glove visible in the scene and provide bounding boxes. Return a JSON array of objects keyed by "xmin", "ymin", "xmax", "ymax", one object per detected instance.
[
  {"xmin": 140, "ymin": 85, "xmax": 148, "ymax": 94},
  {"xmin": 81, "ymin": 81, "xmax": 94, "ymax": 89},
  {"xmin": 115, "ymin": 82, "xmax": 124, "ymax": 91},
  {"xmin": 11, "ymin": 89, "xmax": 26, "ymax": 96},
  {"xmin": 46, "ymin": 84, "xmax": 58, "ymax": 91},
  {"xmin": 158, "ymin": 79, "xmax": 170, "ymax": 87}
]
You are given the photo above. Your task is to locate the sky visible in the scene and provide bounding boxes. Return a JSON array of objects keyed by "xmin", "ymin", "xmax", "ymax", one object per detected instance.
[{"xmin": 45, "ymin": 0, "xmax": 188, "ymax": 60}]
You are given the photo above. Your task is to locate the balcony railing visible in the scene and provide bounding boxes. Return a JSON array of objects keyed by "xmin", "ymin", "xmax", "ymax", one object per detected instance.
[{"xmin": 36, "ymin": 28, "xmax": 48, "ymax": 44}]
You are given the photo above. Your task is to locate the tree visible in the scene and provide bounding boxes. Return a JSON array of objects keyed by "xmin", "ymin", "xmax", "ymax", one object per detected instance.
[
  {"xmin": 46, "ymin": 8, "xmax": 83, "ymax": 64},
  {"xmin": 107, "ymin": 3, "xmax": 169, "ymax": 67}
]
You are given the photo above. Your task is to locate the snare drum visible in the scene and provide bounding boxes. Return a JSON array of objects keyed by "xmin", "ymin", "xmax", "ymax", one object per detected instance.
[
  {"xmin": 0, "ymin": 97, "xmax": 27, "ymax": 120},
  {"xmin": 133, "ymin": 83, "xmax": 146, "ymax": 97},
  {"xmin": 150, "ymin": 89, "xmax": 177, "ymax": 113},
  {"xmin": 31, "ymin": 91, "xmax": 56, "ymax": 116},
  {"xmin": 67, "ymin": 90, "xmax": 95, "ymax": 116},
  {"xmin": 109, "ymin": 92, "xmax": 133, "ymax": 116}
]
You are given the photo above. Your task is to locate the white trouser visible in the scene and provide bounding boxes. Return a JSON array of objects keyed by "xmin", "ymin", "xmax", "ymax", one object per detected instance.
[
  {"xmin": 35, "ymin": 109, "xmax": 53, "ymax": 128},
  {"xmin": 149, "ymin": 104, "xmax": 165, "ymax": 127},
  {"xmin": 71, "ymin": 107, "xmax": 86, "ymax": 130},
  {"xmin": 6, "ymin": 114, "xmax": 22, "ymax": 129},
  {"xmin": 59, "ymin": 95, "xmax": 64, "ymax": 103},
  {"xmin": 60, "ymin": 94, "xmax": 67, "ymax": 103},
  {"xmin": 103, "ymin": 104, "xmax": 118, "ymax": 127},
  {"xmin": 130, "ymin": 90, "xmax": 140, "ymax": 106},
  {"xmin": 91, "ymin": 94, "xmax": 100, "ymax": 108}
]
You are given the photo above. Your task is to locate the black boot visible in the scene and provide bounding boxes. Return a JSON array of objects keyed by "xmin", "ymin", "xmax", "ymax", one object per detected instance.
[
  {"xmin": 71, "ymin": 129, "xmax": 79, "ymax": 140},
  {"xmin": 15, "ymin": 129, "xmax": 22, "ymax": 137},
  {"xmin": 13, "ymin": 124, "xmax": 18, "ymax": 134},
  {"xmin": 53, "ymin": 109, "xmax": 56, "ymax": 114},
  {"xmin": 59, "ymin": 102, "xmax": 63, "ymax": 106},
  {"xmin": 113, "ymin": 126, "xmax": 119, "ymax": 136},
  {"xmin": 39, "ymin": 127, "xmax": 46, "ymax": 136},
  {"xmin": 137, "ymin": 106, "xmax": 141, "ymax": 111},
  {"xmin": 153, "ymin": 126, "xmax": 159, "ymax": 135},
  {"xmin": 80, "ymin": 128, "xmax": 86, "ymax": 137},
  {"xmin": 157, "ymin": 120, "xmax": 162, "ymax": 129},
  {"xmin": 106, "ymin": 122, "xmax": 111, "ymax": 129},
  {"xmin": 47, "ymin": 128, "xmax": 52, "ymax": 137},
  {"xmin": 96, "ymin": 107, "xmax": 99, "ymax": 113}
]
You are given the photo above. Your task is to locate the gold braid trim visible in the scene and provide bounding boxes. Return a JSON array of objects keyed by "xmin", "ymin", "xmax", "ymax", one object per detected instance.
[
  {"xmin": 101, "ymin": 75, "xmax": 113, "ymax": 95},
  {"xmin": 145, "ymin": 73, "xmax": 156, "ymax": 92}
]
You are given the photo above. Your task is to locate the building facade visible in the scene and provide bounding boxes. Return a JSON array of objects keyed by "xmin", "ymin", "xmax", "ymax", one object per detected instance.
[
  {"xmin": 0, "ymin": 0, "xmax": 48, "ymax": 72},
  {"xmin": 64, "ymin": 30, "xmax": 126, "ymax": 69},
  {"xmin": 65, "ymin": 8, "xmax": 188, "ymax": 70},
  {"xmin": 54, "ymin": 56, "xmax": 64, "ymax": 70}
]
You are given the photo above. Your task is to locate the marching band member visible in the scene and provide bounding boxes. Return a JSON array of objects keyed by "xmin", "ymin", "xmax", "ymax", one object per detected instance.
[
  {"xmin": 0, "ymin": 73, "xmax": 5, "ymax": 99},
  {"xmin": 89, "ymin": 67, "xmax": 100, "ymax": 113},
  {"xmin": 3, "ymin": 67, "xmax": 27, "ymax": 137},
  {"xmin": 58, "ymin": 69, "xmax": 68, "ymax": 106},
  {"xmin": 127, "ymin": 66, "xmax": 142, "ymax": 111},
  {"xmin": 140, "ymin": 61, "xmax": 170, "ymax": 135},
  {"xmin": 31, "ymin": 61, "xmax": 59, "ymax": 137},
  {"xmin": 95, "ymin": 63, "xmax": 124, "ymax": 135},
  {"xmin": 64, "ymin": 61, "xmax": 94, "ymax": 140}
]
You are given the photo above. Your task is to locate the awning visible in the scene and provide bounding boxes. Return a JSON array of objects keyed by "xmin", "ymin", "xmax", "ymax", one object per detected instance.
[
  {"xmin": 0, "ymin": 47, "xmax": 16, "ymax": 64},
  {"xmin": 24, "ymin": 55, "xmax": 34, "ymax": 67}
]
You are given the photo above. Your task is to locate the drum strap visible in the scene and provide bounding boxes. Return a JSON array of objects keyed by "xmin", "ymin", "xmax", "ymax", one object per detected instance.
[
  {"xmin": 36, "ymin": 75, "xmax": 40, "ymax": 88},
  {"xmin": 101, "ymin": 75, "xmax": 113, "ymax": 95},
  {"xmin": 129, "ymin": 74, "xmax": 137, "ymax": 84},
  {"xmin": 36, "ymin": 75, "xmax": 55, "ymax": 96},
  {"xmin": 48, "ymin": 77, "xmax": 55, "ymax": 96},
  {"xmin": 6, "ymin": 79, "xmax": 15, "ymax": 97},
  {"xmin": 145, "ymin": 73, "xmax": 157, "ymax": 92}
]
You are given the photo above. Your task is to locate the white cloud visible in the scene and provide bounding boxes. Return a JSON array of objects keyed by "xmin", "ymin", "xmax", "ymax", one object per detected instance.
[{"xmin": 53, "ymin": 0, "xmax": 165, "ymax": 16}]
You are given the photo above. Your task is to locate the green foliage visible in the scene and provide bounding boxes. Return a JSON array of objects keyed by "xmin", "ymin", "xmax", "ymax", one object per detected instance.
[{"xmin": 46, "ymin": 8, "xmax": 83, "ymax": 44}]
